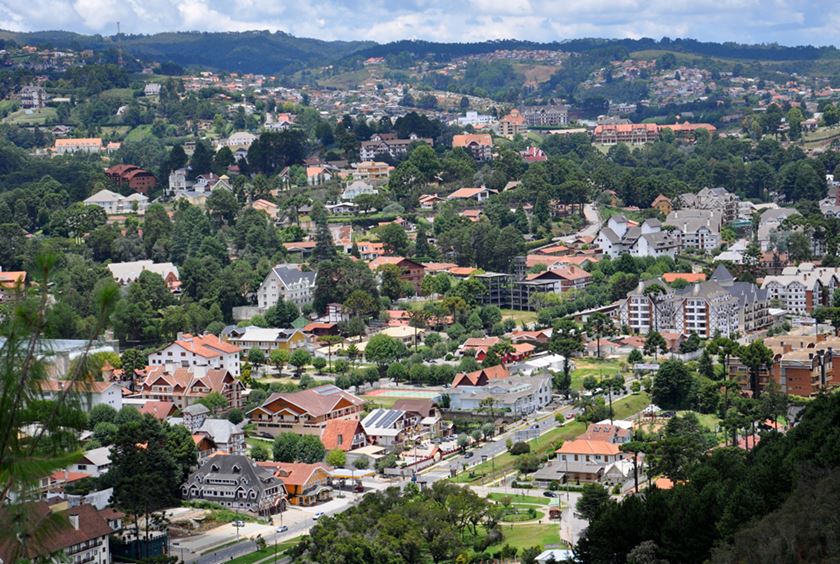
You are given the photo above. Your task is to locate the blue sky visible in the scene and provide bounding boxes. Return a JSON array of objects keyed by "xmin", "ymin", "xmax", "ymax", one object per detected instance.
[{"xmin": 0, "ymin": 0, "xmax": 837, "ymax": 46}]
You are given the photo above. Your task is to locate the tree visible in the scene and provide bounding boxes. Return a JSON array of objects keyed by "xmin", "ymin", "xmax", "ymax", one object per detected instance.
[
  {"xmin": 365, "ymin": 334, "xmax": 407, "ymax": 377},
  {"xmin": 629, "ymin": 349, "xmax": 644, "ymax": 364},
  {"xmin": 644, "ymin": 331, "xmax": 668, "ymax": 360},
  {"xmin": 738, "ymin": 340, "xmax": 775, "ymax": 399},
  {"xmin": 312, "ymin": 357, "xmax": 327, "ymax": 372},
  {"xmin": 272, "ymin": 433, "xmax": 301, "ymax": 462},
  {"xmin": 290, "ymin": 349, "xmax": 312, "ymax": 376},
  {"xmin": 651, "ymin": 360, "xmax": 694, "ymax": 410},
  {"xmin": 576, "ymin": 483, "xmax": 612, "ymax": 522},
  {"xmin": 549, "ymin": 318, "xmax": 584, "ymax": 384},
  {"xmin": 88, "ymin": 403, "xmax": 118, "ymax": 429},
  {"xmin": 326, "ymin": 448, "xmax": 346, "ymax": 468},
  {"xmin": 515, "ymin": 453, "xmax": 541, "ymax": 473},
  {"xmin": 311, "ymin": 201, "xmax": 337, "ymax": 262},
  {"xmin": 269, "ymin": 348, "xmax": 290, "ymax": 373},
  {"xmin": 198, "ymin": 391, "xmax": 228, "ymax": 414},
  {"xmin": 377, "ymin": 223, "xmax": 410, "ymax": 256},
  {"xmin": 250, "ymin": 443, "xmax": 270, "ymax": 462},
  {"xmin": 248, "ymin": 347, "xmax": 266, "ymax": 371},
  {"xmin": 585, "ymin": 313, "xmax": 615, "ymax": 359}
]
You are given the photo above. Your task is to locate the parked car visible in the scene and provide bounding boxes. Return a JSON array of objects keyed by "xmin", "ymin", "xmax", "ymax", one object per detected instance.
[
  {"xmin": 354, "ymin": 484, "xmax": 365, "ymax": 493},
  {"xmin": 543, "ymin": 491, "xmax": 559, "ymax": 498},
  {"xmin": 464, "ymin": 451, "xmax": 474, "ymax": 459},
  {"xmin": 313, "ymin": 512, "xmax": 325, "ymax": 520},
  {"xmin": 233, "ymin": 520, "xmax": 245, "ymax": 528},
  {"xmin": 276, "ymin": 525, "xmax": 288, "ymax": 533}
]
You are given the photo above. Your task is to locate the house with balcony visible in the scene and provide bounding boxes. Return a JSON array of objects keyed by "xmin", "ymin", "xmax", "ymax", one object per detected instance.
[
  {"xmin": 247, "ymin": 385, "xmax": 364, "ymax": 438},
  {"xmin": 135, "ymin": 365, "xmax": 243, "ymax": 411},
  {"xmin": 148, "ymin": 333, "xmax": 241, "ymax": 377},
  {"xmin": 256, "ymin": 462, "xmax": 333, "ymax": 506},
  {"xmin": 182, "ymin": 454, "xmax": 287, "ymax": 515}
]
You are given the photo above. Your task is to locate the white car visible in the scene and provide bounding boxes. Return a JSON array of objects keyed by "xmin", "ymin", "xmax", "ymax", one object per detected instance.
[
  {"xmin": 313, "ymin": 512, "xmax": 325, "ymax": 520},
  {"xmin": 276, "ymin": 525, "xmax": 288, "ymax": 533}
]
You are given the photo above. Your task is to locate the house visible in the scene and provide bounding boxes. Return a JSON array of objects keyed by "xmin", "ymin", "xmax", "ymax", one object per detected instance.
[
  {"xmin": 520, "ymin": 145, "xmax": 547, "ymax": 163},
  {"xmin": 248, "ymin": 385, "xmax": 364, "ymax": 438},
  {"xmin": 361, "ymin": 408, "xmax": 415, "ymax": 447},
  {"xmin": 761, "ymin": 263, "xmax": 839, "ymax": 313},
  {"xmin": 521, "ymin": 105, "xmax": 568, "ymax": 127},
  {"xmin": 226, "ymin": 326, "xmax": 309, "ymax": 353},
  {"xmin": 651, "ymin": 194, "xmax": 673, "ymax": 216},
  {"xmin": 84, "ymin": 189, "xmax": 149, "ymax": 215},
  {"xmin": 661, "ymin": 272, "xmax": 706, "ymax": 284},
  {"xmin": 452, "ymin": 134, "xmax": 493, "ymax": 161},
  {"xmin": 419, "ymin": 194, "xmax": 444, "ymax": 209},
  {"xmin": 19, "ymin": 85, "xmax": 47, "ymax": 108},
  {"xmin": 341, "ymin": 180, "xmax": 377, "ymax": 201},
  {"xmin": 257, "ymin": 264, "xmax": 317, "ymax": 310},
  {"xmin": 320, "ymin": 418, "xmax": 368, "ymax": 452},
  {"xmin": 135, "ymin": 365, "xmax": 244, "ymax": 410},
  {"xmin": 256, "ymin": 462, "xmax": 332, "ymax": 506},
  {"xmin": 169, "ymin": 403, "xmax": 247, "ymax": 455},
  {"xmin": 0, "ymin": 270, "xmax": 25, "ymax": 303},
  {"xmin": 368, "ymin": 256, "xmax": 425, "ymax": 293},
  {"xmin": 351, "ymin": 161, "xmax": 390, "ymax": 183},
  {"xmin": 360, "ymin": 132, "xmax": 433, "ymax": 161},
  {"xmin": 594, "ymin": 123, "xmax": 659, "ymax": 144},
  {"xmin": 449, "ymin": 375, "xmax": 552, "ymax": 415},
  {"xmin": 68, "ymin": 447, "xmax": 111, "ymax": 477},
  {"xmin": 393, "ymin": 398, "xmax": 443, "ymax": 437},
  {"xmin": 0, "ymin": 502, "xmax": 119, "ymax": 564},
  {"xmin": 498, "ymin": 109, "xmax": 527, "ymax": 138},
  {"xmin": 138, "ymin": 400, "xmax": 177, "ymax": 421},
  {"xmin": 677, "ymin": 187, "xmax": 740, "ymax": 224},
  {"xmin": 54, "ymin": 138, "xmax": 102, "ymax": 155},
  {"xmin": 451, "ymin": 364, "xmax": 512, "ymax": 387},
  {"xmin": 182, "ymin": 454, "xmax": 287, "ymax": 515},
  {"xmin": 39, "ymin": 380, "xmax": 123, "ymax": 411},
  {"xmin": 579, "ymin": 423, "xmax": 632, "ymax": 444},
  {"xmin": 107, "ymin": 260, "xmax": 180, "ymax": 292},
  {"xmin": 595, "ymin": 216, "xmax": 679, "ymax": 258},
  {"xmin": 148, "ymin": 333, "xmax": 241, "ymax": 377},
  {"xmin": 224, "ymin": 131, "xmax": 257, "ymax": 150},
  {"xmin": 105, "ymin": 164, "xmax": 157, "ymax": 194},
  {"xmin": 251, "ymin": 199, "xmax": 279, "ymax": 220},
  {"xmin": 143, "ymin": 83, "xmax": 161, "ymax": 96},
  {"xmin": 446, "ymin": 186, "xmax": 494, "ymax": 202},
  {"xmin": 664, "ymin": 209, "xmax": 722, "ymax": 251},
  {"xmin": 660, "ymin": 122, "xmax": 716, "ymax": 140},
  {"xmin": 326, "ymin": 202, "xmax": 357, "ymax": 215},
  {"xmin": 524, "ymin": 265, "xmax": 592, "ymax": 293},
  {"xmin": 532, "ymin": 458, "xmax": 604, "ymax": 484},
  {"xmin": 557, "ymin": 439, "xmax": 623, "ymax": 464}
]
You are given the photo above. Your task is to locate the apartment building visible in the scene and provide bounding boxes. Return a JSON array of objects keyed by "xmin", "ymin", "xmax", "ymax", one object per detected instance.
[
  {"xmin": 761, "ymin": 263, "xmax": 839, "ymax": 313},
  {"xmin": 247, "ymin": 385, "xmax": 364, "ymax": 438},
  {"xmin": 677, "ymin": 187, "xmax": 740, "ymax": 224},
  {"xmin": 148, "ymin": 333, "xmax": 241, "ymax": 377},
  {"xmin": 521, "ymin": 105, "xmax": 568, "ymax": 127},
  {"xmin": 360, "ymin": 132, "xmax": 433, "ymax": 161},
  {"xmin": 452, "ymin": 133, "xmax": 493, "ymax": 161},
  {"xmin": 664, "ymin": 209, "xmax": 722, "ymax": 252},
  {"xmin": 257, "ymin": 264, "xmax": 317, "ymax": 310}
]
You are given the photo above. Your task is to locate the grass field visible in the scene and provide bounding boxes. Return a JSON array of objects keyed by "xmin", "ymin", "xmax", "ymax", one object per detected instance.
[
  {"xmin": 245, "ymin": 437, "xmax": 273, "ymax": 459},
  {"xmin": 99, "ymin": 88, "xmax": 136, "ymax": 103},
  {"xmin": 227, "ymin": 538, "xmax": 302, "ymax": 564},
  {"xmin": 362, "ymin": 395, "xmax": 400, "ymax": 409},
  {"xmin": 571, "ymin": 358, "xmax": 624, "ymax": 390},
  {"xmin": 501, "ymin": 309, "xmax": 538, "ymax": 326},
  {"xmin": 3, "ymin": 107, "xmax": 56, "ymax": 125},
  {"xmin": 490, "ymin": 524, "xmax": 563, "ymax": 551},
  {"xmin": 488, "ymin": 493, "xmax": 549, "ymax": 506},
  {"xmin": 125, "ymin": 124, "xmax": 154, "ymax": 142}
]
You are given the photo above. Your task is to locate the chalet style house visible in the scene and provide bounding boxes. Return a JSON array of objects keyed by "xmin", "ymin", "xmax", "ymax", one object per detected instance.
[{"xmin": 247, "ymin": 385, "xmax": 364, "ymax": 438}]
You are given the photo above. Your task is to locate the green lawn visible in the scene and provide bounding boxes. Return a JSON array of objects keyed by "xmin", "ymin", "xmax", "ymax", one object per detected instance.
[
  {"xmin": 490, "ymin": 524, "xmax": 563, "ymax": 551},
  {"xmin": 245, "ymin": 437, "xmax": 273, "ymax": 459},
  {"xmin": 572, "ymin": 358, "xmax": 624, "ymax": 390},
  {"xmin": 124, "ymin": 124, "xmax": 154, "ymax": 142},
  {"xmin": 500, "ymin": 309, "xmax": 537, "ymax": 326},
  {"xmin": 362, "ymin": 395, "xmax": 400, "ymax": 409},
  {"xmin": 612, "ymin": 392, "xmax": 651, "ymax": 420},
  {"xmin": 676, "ymin": 410, "xmax": 720, "ymax": 433},
  {"xmin": 3, "ymin": 107, "xmax": 56, "ymax": 125},
  {"xmin": 227, "ymin": 538, "xmax": 302, "ymax": 564},
  {"xmin": 488, "ymin": 493, "xmax": 550, "ymax": 506},
  {"xmin": 99, "ymin": 88, "xmax": 136, "ymax": 103}
]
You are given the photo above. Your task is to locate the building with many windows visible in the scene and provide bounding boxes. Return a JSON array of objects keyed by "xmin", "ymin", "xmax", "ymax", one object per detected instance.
[
  {"xmin": 148, "ymin": 333, "xmax": 241, "ymax": 377},
  {"xmin": 761, "ymin": 263, "xmax": 839, "ymax": 314},
  {"xmin": 182, "ymin": 455, "xmax": 287, "ymax": 515},
  {"xmin": 257, "ymin": 264, "xmax": 317, "ymax": 310},
  {"xmin": 248, "ymin": 385, "xmax": 364, "ymax": 438}
]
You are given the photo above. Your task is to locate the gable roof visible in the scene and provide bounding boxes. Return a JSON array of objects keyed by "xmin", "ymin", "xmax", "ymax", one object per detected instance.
[
  {"xmin": 320, "ymin": 418, "xmax": 364, "ymax": 451},
  {"xmin": 168, "ymin": 333, "xmax": 240, "ymax": 358},
  {"xmin": 557, "ymin": 439, "xmax": 621, "ymax": 456},
  {"xmin": 253, "ymin": 385, "xmax": 363, "ymax": 418},
  {"xmin": 392, "ymin": 398, "xmax": 435, "ymax": 418},
  {"xmin": 452, "ymin": 364, "xmax": 510, "ymax": 387}
]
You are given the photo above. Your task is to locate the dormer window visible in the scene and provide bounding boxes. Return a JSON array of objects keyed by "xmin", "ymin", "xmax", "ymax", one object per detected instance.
[{"xmin": 232, "ymin": 465, "xmax": 240, "ymax": 474}]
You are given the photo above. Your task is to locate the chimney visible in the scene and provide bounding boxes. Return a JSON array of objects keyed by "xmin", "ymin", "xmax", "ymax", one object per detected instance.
[{"xmin": 68, "ymin": 513, "xmax": 80, "ymax": 530}]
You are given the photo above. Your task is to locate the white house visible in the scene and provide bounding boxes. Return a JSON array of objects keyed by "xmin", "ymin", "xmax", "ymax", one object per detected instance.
[
  {"xmin": 148, "ymin": 333, "xmax": 241, "ymax": 377},
  {"xmin": 40, "ymin": 380, "xmax": 123, "ymax": 411},
  {"xmin": 69, "ymin": 447, "xmax": 112, "ymax": 478},
  {"xmin": 257, "ymin": 264, "xmax": 317, "ymax": 310},
  {"xmin": 449, "ymin": 375, "xmax": 552, "ymax": 415},
  {"xmin": 341, "ymin": 180, "xmax": 377, "ymax": 201},
  {"xmin": 84, "ymin": 189, "xmax": 148, "ymax": 215},
  {"xmin": 595, "ymin": 216, "xmax": 679, "ymax": 258}
]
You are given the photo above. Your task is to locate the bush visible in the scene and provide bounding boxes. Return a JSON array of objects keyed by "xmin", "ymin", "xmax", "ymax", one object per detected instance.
[{"xmin": 509, "ymin": 441, "xmax": 531, "ymax": 455}]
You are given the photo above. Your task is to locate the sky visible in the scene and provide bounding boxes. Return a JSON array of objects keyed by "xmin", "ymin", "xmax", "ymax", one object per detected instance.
[{"xmin": 0, "ymin": 0, "xmax": 838, "ymax": 47}]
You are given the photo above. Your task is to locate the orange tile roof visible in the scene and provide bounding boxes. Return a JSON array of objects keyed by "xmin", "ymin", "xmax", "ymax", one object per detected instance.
[
  {"xmin": 662, "ymin": 272, "xmax": 707, "ymax": 283},
  {"xmin": 556, "ymin": 439, "xmax": 621, "ymax": 456},
  {"xmin": 452, "ymin": 134, "xmax": 493, "ymax": 148},
  {"xmin": 320, "ymin": 418, "xmax": 364, "ymax": 451},
  {"xmin": 452, "ymin": 364, "xmax": 511, "ymax": 386},
  {"xmin": 423, "ymin": 262, "xmax": 458, "ymax": 272},
  {"xmin": 257, "ymin": 461, "xmax": 331, "ymax": 486},
  {"xmin": 173, "ymin": 333, "xmax": 240, "ymax": 358},
  {"xmin": 54, "ymin": 137, "xmax": 102, "ymax": 147},
  {"xmin": 448, "ymin": 266, "xmax": 478, "ymax": 276},
  {"xmin": 448, "ymin": 187, "xmax": 487, "ymax": 199},
  {"xmin": 0, "ymin": 271, "xmax": 26, "ymax": 289}
]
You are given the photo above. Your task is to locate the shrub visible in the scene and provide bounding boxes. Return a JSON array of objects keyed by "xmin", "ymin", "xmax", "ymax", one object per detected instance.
[{"xmin": 509, "ymin": 441, "xmax": 531, "ymax": 455}]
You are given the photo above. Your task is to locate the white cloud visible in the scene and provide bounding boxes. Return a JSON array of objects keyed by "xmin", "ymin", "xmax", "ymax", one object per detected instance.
[{"xmin": 0, "ymin": 0, "xmax": 834, "ymax": 46}]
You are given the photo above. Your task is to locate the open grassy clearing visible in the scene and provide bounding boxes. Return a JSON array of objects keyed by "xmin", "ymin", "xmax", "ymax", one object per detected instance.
[
  {"xmin": 489, "ymin": 523, "xmax": 564, "ymax": 551},
  {"xmin": 488, "ymin": 493, "xmax": 550, "ymax": 506},
  {"xmin": 500, "ymin": 309, "xmax": 538, "ymax": 326},
  {"xmin": 227, "ymin": 538, "xmax": 302, "ymax": 564},
  {"xmin": 3, "ymin": 107, "xmax": 56, "ymax": 125},
  {"xmin": 571, "ymin": 358, "xmax": 625, "ymax": 390}
]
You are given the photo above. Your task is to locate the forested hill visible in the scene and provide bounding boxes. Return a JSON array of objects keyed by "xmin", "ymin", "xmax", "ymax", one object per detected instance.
[
  {"xmin": 352, "ymin": 37, "xmax": 840, "ymax": 62},
  {"xmin": 0, "ymin": 30, "xmax": 373, "ymax": 74},
  {"xmin": 1, "ymin": 29, "xmax": 839, "ymax": 74}
]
